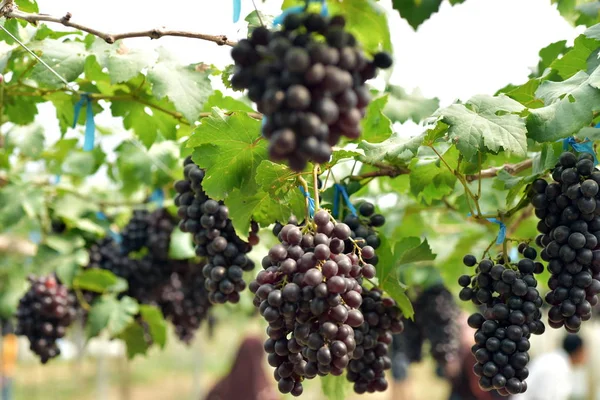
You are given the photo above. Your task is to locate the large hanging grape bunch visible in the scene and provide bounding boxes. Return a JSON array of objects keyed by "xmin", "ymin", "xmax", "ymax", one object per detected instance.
[
  {"xmin": 530, "ymin": 151, "xmax": 600, "ymax": 332},
  {"xmin": 457, "ymin": 244, "xmax": 545, "ymax": 396},
  {"xmin": 346, "ymin": 287, "xmax": 404, "ymax": 394},
  {"xmin": 250, "ymin": 210, "xmax": 367, "ymax": 395},
  {"xmin": 413, "ymin": 284, "xmax": 461, "ymax": 367},
  {"xmin": 342, "ymin": 201, "xmax": 385, "ymax": 265},
  {"xmin": 230, "ymin": 13, "xmax": 392, "ymax": 171},
  {"xmin": 175, "ymin": 156, "xmax": 259, "ymax": 304},
  {"xmin": 16, "ymin": 275, "xmax": 78, "ymax": 363}
]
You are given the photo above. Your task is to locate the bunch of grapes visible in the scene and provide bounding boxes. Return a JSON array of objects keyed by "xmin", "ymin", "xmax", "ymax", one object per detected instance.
[
  {"xmin": 175, "ymin": 156, "xmax": 259, "ymax": 304},
  {"xmin": 120, "ymin": 209, "xmax": 150, "ymax": 254},
  {"xmin": 414, "ymin": 284, "xmax": 461, "ymax": 367},
  {"xmin": 342, "ymin": 201, "xmax": 385, "ymax": 265},
  {"xmin": 458, "ymin": 245, "xmax": 545, "ymax": 396},
  {"xmin": 15, "ymin": 275, "xmax": 78, "ymax": 363},
  {"xmin": 230, "ymin": 13, "xmax": 392, "ymax": 171},
  {"xmin": 530, "ymin": 151, "xmax": 600, "ymax": 332},
  {"xmin": 346, "ymin": 287, "xmax": 404, "ymax": 394},
  {"xmin": 156, "ymin": 260, "xmax": 212, "ymax": 343},
  {"xmin": 393, "ymin": 317, "xmax": 424, "ymax": 363},
  {"xmin": 250, "ymin": 209, "xmax": 377, "ymax": 396}
]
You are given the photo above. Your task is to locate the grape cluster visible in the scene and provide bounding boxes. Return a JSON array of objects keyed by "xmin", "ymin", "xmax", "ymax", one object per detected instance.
[
  {"xmin": 458, "ymin": 246, "xmax": 545, "ymax": 396},
  {"xmin": 250, "ymin": 210, "xmax": 376, "ymax": 395},
  {"xmin": 530, "ymin": 151, "xmax": 600, "ymax": 332},
  {"xmin": 120, "ymin": 209, "xmax": 150, "ymax": 254},
  {"xmin": 413, "ymin": 284, "xmax": 461, "ymax": 367},
  {"xmin": 342, "ymin": 201, "xmax": 384, "ymax": 265},
  {"xmin": 393, "ymin": 317, "xmax": 424, "ymax": 363},
  {"xmin": 175, "ymin": 156, "xmax": 259, "ymax": 304},
  {"xmin": 230, "ymin": 13, "xmax": 392, "ymax": 171},
  {"xmin": 156, "ymin": 260, "xmax": 212, "ymax": 343},
  {"xmin": 16, "ymin": 275, "xmax": 77, "ymax": 363},
  {"xmin": 346, "ymin": 287, "xmax": 404, "ymax": 394}
]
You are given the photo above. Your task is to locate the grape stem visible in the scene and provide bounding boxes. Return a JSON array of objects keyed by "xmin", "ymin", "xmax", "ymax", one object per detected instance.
[
  {"xmin": 74, "ymin": 288, "xmax": 91, "ymax": 312},
  {"xmin": 312, "ymin": 164, "xmax": 321, "ymax": 211}
]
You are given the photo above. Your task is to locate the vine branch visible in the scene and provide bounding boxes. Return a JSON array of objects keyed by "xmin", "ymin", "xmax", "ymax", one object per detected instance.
[
  {"xmin": 465, "ymin": 159, "xmax": 533, "ymax": 182},
  {"xmin": 2, "ymin": 6, "xmax": 236, "ymax": 46}
]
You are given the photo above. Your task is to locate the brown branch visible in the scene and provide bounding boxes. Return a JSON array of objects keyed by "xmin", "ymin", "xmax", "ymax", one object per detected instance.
[
  {"xmin": 348, "ymin": 166, "xmax": 410, "ymax": 181},
  {"xmin": 465, "ymin": 159, "xmax": 533, "ymax": 182},
  {"xmin": 3, "ymin": 7, "xmax": 236, "ymax": 46}
]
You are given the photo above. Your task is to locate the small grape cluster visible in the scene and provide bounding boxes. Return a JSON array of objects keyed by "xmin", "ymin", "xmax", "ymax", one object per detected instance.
[
  {"xmin": 120, "ymin": 209, "xmax": 150, "ymax": 254},
  {"xmin": 458, "ymin": 245, "xmax": 545, "ymax": 396},
  {"xmin": 230, "ymin": 13, "xmax": 392, "ymax": 171},
  {"xmin": 346, "ymin": 287, "xmax": 404, "ymax": 394},
  {"xmin": 175, "ymin": 156, "xmax": 259, "ymax": 304},
  {"xmin": 413, "ymin": 284, "xmax": 461, "ymax": 367},
  {"xmin": 392, "ymin": 317, "xmax": 424, "ymax": 363},
  {"xmin": 156, "ymin": 260, "xmax": 212, "ymax": 343},
  {"xmin": 250, "ymin": 209, "xmax": 376, "ymax": 396},
  {"xmin": 342, "ymin": 201, "xmax": 385, "ymax": 265},
  {"xmin": 16, "ymin": 275, "xmax": 77, "ymax": 363},
  {"xmin": 530, "ymin": 151, "xmax": 600, "ymax": 332}
]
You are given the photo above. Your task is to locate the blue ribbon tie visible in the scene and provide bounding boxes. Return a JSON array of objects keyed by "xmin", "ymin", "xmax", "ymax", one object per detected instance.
[
  {"xmin": 468, "ymin": 213, "xmax": 506, "ymax": 245},
  {"xmin": 299, "ymin": 185, "xmax": 315, "ymax": 218},
  {"xmin": 233, "ymin": 0, "xmax": 241, "ymax": 22},
  {"xmin": 333, "ymin": 184, "xmax": 357, "ymax": 219},
  {"xmin": 563, "ymin": 136, "xmax": 598, "ymax": 165},
  {"xmin": 73, "ymin": 93, "xmax": 96, "ymax": 151},
  {"xmin": 150, "ymin": 188, "xmax": 165, "ymax": 208}
]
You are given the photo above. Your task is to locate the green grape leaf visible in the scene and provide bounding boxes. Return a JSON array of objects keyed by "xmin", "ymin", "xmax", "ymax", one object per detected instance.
[
  {"xmin": 361, "ymin": 95, "xmax": 392, "ymax": 143},
  {"xmin": 203, "ymin": 90, "xmax": 254, "ymax": 113},
  {"xmin": 434, "ymin": 94, "xmax": 527, "ymax": 161},
  {"xmin": 359, "ymin": 132, "xmax": 425, "ymax": 166},
  {"xmin": 320, "ymin": 375, "xmax": 351, "ymax": 400},
  {"xmin": 168, "ymin": 228, "xmax": 196, "ymax": 260},
  {"xmin": 532, "ymin": 142, "xmax": 563, "ymax": 175},
  {"xmin": 535, "ymin": 40, "xmax": 568, "ymax": 77},
  {"xmin": 328, "ymin": 0, "xmax": 392, "ymax": 52},
  {"xmin": 527, "ymin": 70, "xmax": 600, "ymax": 142},
  {"xmin": 384, "ymin": 86, "xmax": 440, "ymax": 124},
  {"xmin": 226, "ymin": 184, "xmax": 303, "ymax": 240},
  {"xmin": 148, "ymin": 48, "xmax": 212, "ymax": 122},
  {"xmin": 28, "ymin": 40, "xmax": 88, "ymax": 87},
  {"xmin": 73, "ymin": 269, "xmax": 128, "ymax": 294},
  {"xmin": 118, "ymin": 321, "xmax": 150, "ymax": 359},
  {"xmin": 139, "ymin": 305, "xmax": 167, "ymax": 349},
  {"xmin": 395, "ymin": 237, "xmax": 437, "ymax": 265},
  {"xmin": 501, "ymin": 79, "xmax": 543, "ymax": 108},
  {"xmin": 408, "ymin": 147, "xmax": 458, "ymax": 204},
  {"xmin": 188, "ymin": 110, "xmax": 266, "ymax": 200},
  {"xmin": 5, "ymin": 123, "xmax": 45, "ymax": 158},
  {"xmin": 15, "ymin": 0, "xmax": 39, "ymax": 13},
  {"xmin": 114, "ymin": 141, "xmax": 153, "ymax": 194},
  {"xmin": 392, "ymin": 0, "xmax": 442, "ymax": 30},
  {"xmin": 87, "ymin": 295, "xmax": 139, "ymax": 337},
  {"xmin": 585, "ymin": 22, "xmax": 600, "ymax": 40},
  {"xmin": 4, "ymin": 96, "xmax": 40, "ymax": 125},
  {"xmin": 90, "ymin": 39, "xmax": 158, "ymax": 84},
  {"xmin": 552, "ymin": 35, "xmax": 600, "ymax": 79},
  {"xmin": 576, "ymin": 126, "xmax": 600, "ymax": 140}
]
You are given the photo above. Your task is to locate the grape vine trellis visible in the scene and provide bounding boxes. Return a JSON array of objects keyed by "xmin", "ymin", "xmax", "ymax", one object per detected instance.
[{"xmin": 1, "ymin": 0, "xmax": 600, "ymax": 397}]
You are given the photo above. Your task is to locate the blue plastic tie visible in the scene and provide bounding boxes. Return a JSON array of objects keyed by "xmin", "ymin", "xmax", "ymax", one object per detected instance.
[
  {"xmin": 233, "ymin": 0, "xmax": 241, "ymax": 22},
  {"xmin": 95, "ymin": 211, "xmax": 122, "ymax": 243},
  {"xmin": 273, "ymin": 0, "xmax": 328, "ymax": 26},
  {"xmin": 73, "ymin": 93, "xmax": 96, "ymax": 151},
  {"xmin": 333, "ymin": 184, "xmax": 357, "ymax": 219},
  {"xmin": 28, "ymin": 231, "xmax": 42, "ymax": 245},
  {"xmin": 150, "ymin": 188, "xmax": 165, "ymax": 208},
  {"xmin": 563, "ymin": 136, "xmax": 598, "ymax": 165},
  {"xmin": 468, "ymin": 213, "xmax": 506, "ymax": 245},
  {"xmin": 53, "ymin": 175, "xmax": 61, "ymax": 184},
  {"xmin": 299, "ymin": 185, "xmax": 315, "ymax": 218}
]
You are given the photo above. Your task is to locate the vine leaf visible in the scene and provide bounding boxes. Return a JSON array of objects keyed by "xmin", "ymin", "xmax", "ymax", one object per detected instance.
[
  {"xmin": 188, "ymin": 110, "xmax": 266, "ymax": 200},
  {"xmin": 28, "ymin": 40, "xmax": 88, "ymax": 87},
  {"xmin": 148, "ymin": 48, "xmax": 212, "ymax": 122},
  {"xmin": 434, "ymin": 94, "xmax": 527, "ymax": 162},
  {"xmin": 361, "ymin": 95, "xmax": 393, "ymax": 143},
  {"xmin": 585, "ymin": 23, "xmax": 600, "ymax": 40},
  {"xmin": 139, "ymin": 305, "xmax": 168, "ymax": 349},
  {"xmin": 384, "ymin": 86, "xmax": 440, "ymax": 124},
  {"xmin": 551, "ymin": 35, "xmax": 599, "ymax": 79},
  {"xmin": 203, "ymin": 90, "xmax": 254, "ymax": 113},
  {"xmin": 527, "ymin": 70, "xmax": 600, "ymax": 142},
  {"xmin": 73, "ymin": 269, "xmax": 128, "ymax": 294},
  {"xmin": 377, "ymin": 236, "xmax": 436, "ymax": 319},
  {"xmin": 320, "ymin": 375, "xmax": 351, "ymax": 400},
  {"xmin": 87, "ymin": 296, "xmax": 139, "ymax": 337},
  {"xmin": 119, "ymin": 322, "xmax": 150, "ymax": 359},
  {"xmin": 408, "ymin": 150, "xmax": 457, "ymax": 204},
  {"xmin": 89, "ymin": 39, "xmax": 158, "ymax": 84},
  {"xmin": 391, "ymin": 0, "xmax": 442, "ymax": 30},
  {"xmin": 359, "ymin": 132, "xmax": 424, "ymax": 166}
]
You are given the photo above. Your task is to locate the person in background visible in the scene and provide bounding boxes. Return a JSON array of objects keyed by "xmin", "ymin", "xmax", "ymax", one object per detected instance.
[
  {"xmin": 511, "ymin": 334, "xmax": 586, "ymax": 400},
  {"xmin": 204, "ymin": 336, "xmax": 278, "ymax": 400},
  {"xmin": 1, "ymin": 319, "xmax": 17, "ymax": 400}
]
